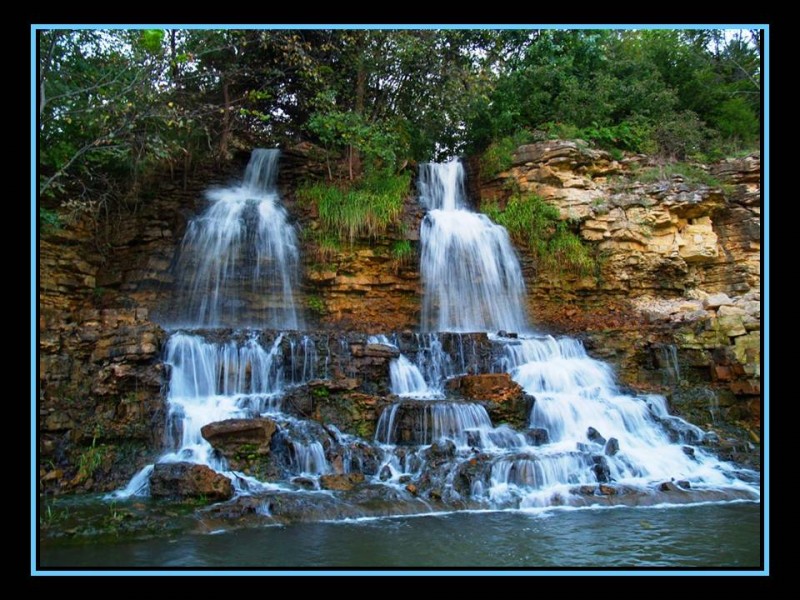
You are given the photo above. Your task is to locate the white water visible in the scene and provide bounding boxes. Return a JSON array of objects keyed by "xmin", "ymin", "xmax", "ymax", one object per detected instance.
[
  {"xmin": 368, "ymin": 334, "xmax": 443, "ymax": 399},
  {"xmin": 486, "ymin": 336, "xmax": 755, "ymax": 505},
  {"xmin": 418, "ymin": 160, "xmax": 527, "ymax": 333},
  {"xmin": 113, "ymin": 150, "xmax": 313, "ymax": 498},
  {"xmin": 170, "ymin": 149, "xmax": 302, "ymax": 329}
]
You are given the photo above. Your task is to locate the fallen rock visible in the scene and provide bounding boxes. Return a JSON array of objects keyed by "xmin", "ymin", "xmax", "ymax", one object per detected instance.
[
  {"xmin": 149, "ymin": 462, "xmax": 233, "ymax": 501},
  {"xmin": 703, "ymin": 293, "xmax": 733, "ymax": 309},
  {"xmin": 587, "ymin": 427, "xmax": 607, "ymax": 445}
]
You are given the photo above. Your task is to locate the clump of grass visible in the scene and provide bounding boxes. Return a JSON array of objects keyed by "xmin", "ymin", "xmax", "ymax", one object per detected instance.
[
  {"xmin": 632, "ymin": 162, "xmax": 723, "ymax": 187},
  {"xmin": 483, "ymin": 193, "xmax": 595, "ymax": 276},
  {"xmin": 390, "ymin": 239, "xmax": 415, "ymax": 272},
  {"xmin": 482, "ymin": 130, "xmax": 536, "ymax": 179},
  {"xmin": 75, "ymin": 437, "xmax": 108, "ymax": 483},
  {"xmin": 298, "ymin": 171, "xmax": 410, "ymax": 243}
]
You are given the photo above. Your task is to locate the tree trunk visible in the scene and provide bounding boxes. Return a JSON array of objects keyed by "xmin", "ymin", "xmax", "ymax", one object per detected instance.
[{"xmin": 219, "ymin": 79, "xmax": 231, "ymax": 161}]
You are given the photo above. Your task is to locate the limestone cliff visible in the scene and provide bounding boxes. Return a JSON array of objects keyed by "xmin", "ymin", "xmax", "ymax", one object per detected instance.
[
  {"xmin": 472, "ymin": 141, "xmax": 761, "ymax": 460},
  {"xmin": 37, "ymin": 140, "xmax": 762, "ymax": 493}
]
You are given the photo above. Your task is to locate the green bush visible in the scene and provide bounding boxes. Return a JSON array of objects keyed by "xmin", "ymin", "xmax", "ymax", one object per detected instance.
[
  {"xmin": 484, "ymin": 193, "xmax": 595, "ymax": 276},
  {"xmin": 297, "ymin": 171, "xmax": 410, "ymax": 243},
  {"xmin": 481, "ymin": 130, "xmax": 535, "ymax": 178}
]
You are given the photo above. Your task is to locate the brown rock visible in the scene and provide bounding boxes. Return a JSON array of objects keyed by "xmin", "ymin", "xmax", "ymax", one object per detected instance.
[
  {"xmin": 201, "ymin": 418, "xmax": 277, "ymax": 458},
  {"xmin": 149, "ymin": 462, "xmax": 233, "ymax": 501},
  {"xmin": 319, "ymin": 472, "xmax": 365, "ymax": 491}
]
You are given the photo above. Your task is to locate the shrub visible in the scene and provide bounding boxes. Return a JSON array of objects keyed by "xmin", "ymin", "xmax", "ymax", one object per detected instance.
[
  {"xmin": 297, "ymin": 171, "xmax": 410, "ymax": 243},
  {"xmin": 484, "ymin": 193, "xmax": 595, "ymax": 276}
]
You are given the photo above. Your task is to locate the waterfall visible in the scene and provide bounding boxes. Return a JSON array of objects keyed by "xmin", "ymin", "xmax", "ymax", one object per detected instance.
[
  {"xmin": 169, "ymin": 149, "xmax": 302, "ymax": 329},
  {"xmin": 418, "ymin": 160, "xmax": 527, "ymax": 333}
]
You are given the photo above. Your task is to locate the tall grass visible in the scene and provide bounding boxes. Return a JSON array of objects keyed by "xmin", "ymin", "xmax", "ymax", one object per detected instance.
[
  {"xmin": 298, "ymin": 172, "xmax": 410, "ymax": 243},
  {"xmin": 484, "ymin": 193, "xmax": 595, "ymax": 276}
]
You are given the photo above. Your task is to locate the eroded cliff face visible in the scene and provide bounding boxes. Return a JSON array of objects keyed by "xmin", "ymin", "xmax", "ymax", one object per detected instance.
[
  {"xmin": 472, "ymin": 141, "xmax": 761, "ymax": 460},
  {"xmin": 38, "ymin": 140, "xmax": 762, "ymax": 494}
]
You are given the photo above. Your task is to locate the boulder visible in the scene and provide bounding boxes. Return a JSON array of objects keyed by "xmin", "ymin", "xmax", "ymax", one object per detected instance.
[
  {"xmin": 587, "ymin": 427, "xmax": 607, "ymax": 445},
  {"xmin": 201, "ymin": 418, "xmax": 277, "ymax": 458},
  {"xmin": 149, "ymin": 462, "xmax": 233, "ymax": 501},
  {"xmin": 525, "ymin": 428, "xmax": 550, "ymax": 446},
  {"xmin": 319, "ymin": 472, "xmax": 365, "ymax": 491},
  {"xmin": 604, "ymin": 437, "xmax": 620, "ymax": 456}
]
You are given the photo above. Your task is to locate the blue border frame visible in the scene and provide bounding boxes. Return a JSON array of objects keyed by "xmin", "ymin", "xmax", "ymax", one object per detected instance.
[{"xmin": 31, "ymin": 23, "xmax": 769, "ymax": 577}]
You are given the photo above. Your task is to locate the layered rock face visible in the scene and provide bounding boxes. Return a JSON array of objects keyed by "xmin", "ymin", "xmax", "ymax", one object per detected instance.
[
  {"xmin": 38, "ymin": 141, "xmax": 762, "ymax": 495},
  {"xmin": 473, "ymin": 141, "xmax": 761, "ymax": 448}
]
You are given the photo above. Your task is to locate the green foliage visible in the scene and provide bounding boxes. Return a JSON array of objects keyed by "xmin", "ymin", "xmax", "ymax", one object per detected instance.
[
  {"xmin": 39, "ymin": 207, "xmax": 62, "ymax": 232},
  {"xmin": 484, "ymin": 193, "xmax": 595, "ymax": 275},
  {"xmin": 482, "ymin": 130, "xmax": 534, "ymax": 178},
  {"xmin": 391, "ymin": 240, "xmax": 414, "ymax": 261},
  {"xmin": 297, "ymin": 172, "xmax": 410, "ymax": 243},
  {"xmin": 632, "ymin": 162, "xmax": 723, "ymax": 187},
  {"xmin": 75, "ymin": 438, "xmax": 108, "ymax": 483},
  {"xmin": 312, "ymin": 385, "xmax": 330, "ymax": 398},
  {"xmin": 467, "ymin": 29, "xmax": 760, "ymax": 159},
  {"xmin": 307, "ymin": 295, "xmax": 327, "ymax": 316}
]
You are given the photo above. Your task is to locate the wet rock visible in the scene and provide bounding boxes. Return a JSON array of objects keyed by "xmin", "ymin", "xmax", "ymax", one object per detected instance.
[
  {"xmin": 658, "ymin": 480, "xmax": 685, "ymax": 493},
  {"xmin": 405, "ymin": 483, "xmax": 418, "ymax": 495},
  {"xmin": 149, "ymin": 462, "xmax": 233, "ymax": 501},
  {"xmin": 587, "ymin": 427, "xmax": 607, "ymax": 445},
  {"xmin": 598, "ymin": 484, "xmax": 617, "ymax": 496},
  {"xmin": 466, "ymin": 430, "xmax": 482, "ymax": 448},
  {"xmin": 379, "ymin": 465, "xmax": 392, "ymax": 481},
  {"xmin": 319, "ymin": 472, "xmax": 365, "ymax": 491},
  {"xmin": 398, "ymin": 475, "xmax": 412, "ymax": 484},
  {"xmin": 201, "ymin": 418, "xmax": 277, "ymax": 456},
  {"xmin": 292, "ymin": 477, "xmax": 317, "ymax": 490},
  {"xmin": 676, "ymin": 480, "xmax": 691, "ymax": 489},
  {"xmin": 682, "ymin": 446, "xmax": 696, "ymax": 458},
  {"xmin": 525, "ymin": 428, "xmax": 550, "ymax": 446},
  {"xmin": 604, "ymin": 437, "xmax": 620, "ymax": 456},
  {"xmin": 447, "ymin": 373, "xmax": 533, "ymax": 429},
  {"xmin": 592, "ymin": 455, "xmax": 611, "ymax": 483},
  {"xmin": 425, "ymin": 439, "xmax": 457, "ymax": 462}
]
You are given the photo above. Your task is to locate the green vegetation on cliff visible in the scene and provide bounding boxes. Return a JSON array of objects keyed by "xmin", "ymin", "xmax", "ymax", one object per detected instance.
[
  {"xmin": 39, "ymin": 27, "xmax": 760, "ymax": 227},
  {"xmin": 483, "ymin": 193, "xmax": 596, "ymax": 275},
  {"xmin": 297, "ymin": 171, "xmax": 411, "ymax": 242}
]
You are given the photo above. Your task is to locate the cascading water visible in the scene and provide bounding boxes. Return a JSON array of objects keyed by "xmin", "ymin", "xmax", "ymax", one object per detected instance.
[
  {"xmin": 419, "ymin": 160, "xmax": 527, "ymax": 333},
  {"xmin": 114, "ymin": 151, "xmax": 758, "ymax": 514},
  {"xmin": 114, "ymin": 150, "xmax": 309, "ymax": 498},
  {"xmin": 361, "ymin": 160, "xmax": 760, "ymax": 509},
  {"xmin": 168, "ymin": 148, "xmax": 302, "ymax": 329}
]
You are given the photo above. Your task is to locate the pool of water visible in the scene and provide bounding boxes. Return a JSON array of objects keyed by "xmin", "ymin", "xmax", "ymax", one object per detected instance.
[{"xmin": 39, "ymin": 501, "xmax": 761, "ymax": 570}]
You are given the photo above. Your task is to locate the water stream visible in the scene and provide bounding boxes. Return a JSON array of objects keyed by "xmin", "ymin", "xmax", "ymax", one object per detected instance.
[{"xmin": 110, "ymin": 152, "xmax": 759, "ymax": 532}]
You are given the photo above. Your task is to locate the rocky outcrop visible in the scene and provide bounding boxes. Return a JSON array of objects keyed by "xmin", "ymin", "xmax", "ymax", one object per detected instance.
[
  {"xmin": 201, "ymin": 418, "xmax": 278, "ymax": 474},
  {"xmin": 473, "ymin": 141, "xmax": 761, "ymax": 455},
  {"xmin": 149, "ymin": 462, "xmax": 234, "ymax": 501},
  {"xmin": 447, "ymin": 373, "xmax": 533, "ymax": 429}
]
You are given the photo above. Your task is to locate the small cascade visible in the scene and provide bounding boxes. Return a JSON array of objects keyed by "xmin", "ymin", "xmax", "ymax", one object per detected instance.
[
  {"xmin": 168, "ymin": 149, "xmax": 302, "ymax": 329},
  {"xmin": 657, "ymin": 344, "xmax": 682, "ymax": 386},
  {"xmin": 418, "ymin": 160, "xmax": 527, "ymax": 333},
  {"xmin": 291, "ymin": 441, "xmax": 329, "ymax": 476},
  {"xmin": 369, "ymin": 334, "xmax": 442, "ymax": 399},
  {"xmin": 390, "ymin": 356, "xmax": 436, "ymax": 398}
]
